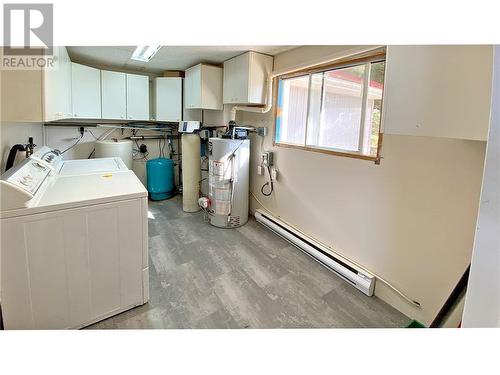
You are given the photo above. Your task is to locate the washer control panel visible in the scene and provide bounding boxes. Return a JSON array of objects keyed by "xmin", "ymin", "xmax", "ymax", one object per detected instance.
[
  {"xmin": 0, "ymin": 157, "xmax": 51, "ymax": 209},
  {"xmin": 4, "ymin": 159, "xmax": 49, "ymax": 194},
  {"xmin": 30, "ymin": 146, "xmax": 63, "ymax": 173}
]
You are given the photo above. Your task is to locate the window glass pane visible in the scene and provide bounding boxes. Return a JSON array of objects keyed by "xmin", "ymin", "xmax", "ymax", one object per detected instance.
[
  {"xmin": 274, "ymin": 58, "xmax": 385, "ymax": 158},
  {"xmin": 305, "ymin": 72, "xmax": 323, "ymax": 146},
  {"xmin": 275, "ymin": 75, "xmax": 309, "ymax": 145},
  {"xmin": 363, "ymin": 61, "xmax": 385, "ymax": 156},
  {"xmin": 315, "ymin": 64, "xmax": 366, "ymax": 152}
]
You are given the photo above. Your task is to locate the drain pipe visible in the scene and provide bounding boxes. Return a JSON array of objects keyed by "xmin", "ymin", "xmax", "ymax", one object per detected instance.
[{"xmin": 230, "ymin": 45, "xmax": 385, "ymax": 121}]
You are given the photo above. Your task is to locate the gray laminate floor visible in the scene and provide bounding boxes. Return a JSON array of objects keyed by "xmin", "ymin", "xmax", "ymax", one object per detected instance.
[{"xmin": 88, "ymin": 196, "xmax": 410, "ymax": 329}]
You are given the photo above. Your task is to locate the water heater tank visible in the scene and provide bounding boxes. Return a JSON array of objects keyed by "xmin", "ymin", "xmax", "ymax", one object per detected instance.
[
  {"xmin": 208, "ymin": 138, "xmax": 250, "ymax": 228},
  {"xmin": 95, "ymin": 139, "xmax": 133, "ymax": 169}
]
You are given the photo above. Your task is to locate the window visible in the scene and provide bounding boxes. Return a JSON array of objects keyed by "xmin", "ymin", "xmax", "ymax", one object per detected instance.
[{"xmin": 275, "ymin": 56, "xmax": 386, "ymax": 161}]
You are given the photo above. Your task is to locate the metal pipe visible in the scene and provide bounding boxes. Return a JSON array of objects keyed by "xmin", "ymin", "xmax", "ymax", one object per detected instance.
[{"xmin": 129, "ymin": 135, "xmax": 168, "ymax": 140}]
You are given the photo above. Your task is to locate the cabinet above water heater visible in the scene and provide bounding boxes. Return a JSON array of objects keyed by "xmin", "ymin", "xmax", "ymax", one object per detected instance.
[
  {"xmin": 223, "ymin": 51, "xmax": 274, "ymax": 105},
  {"xmin": 184, "ymin": 64, "xmax": 223, "ymax": 110}
]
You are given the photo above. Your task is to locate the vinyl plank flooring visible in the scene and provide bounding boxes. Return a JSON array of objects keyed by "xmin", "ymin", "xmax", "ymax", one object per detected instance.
[
  {"xmin": 212, "ymin": 268, "xmax": 285, "ymax": 329},
  {"xmin": 263, "ymin": 273, "xmax": 359, "ymax": 328},
  {"xmin": 87, "ymin": 196, "xmax": 411, "ymax": 329},
  {"xmin": 322, "ymin": 283, "xmax": 410, "ymax": 328},
  {"xmin": 192, "ymin": 308, "xmax": 240, "ymax": 329},
  {"xmin": 223, "ymin": 236, "xmax": 289, "ymax": 289}
]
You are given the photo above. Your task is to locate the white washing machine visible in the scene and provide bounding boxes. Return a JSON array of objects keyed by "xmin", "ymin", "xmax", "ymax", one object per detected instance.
[{"xmin": 0, "ymin": 152, "xmax": 149, "ymax": 329}]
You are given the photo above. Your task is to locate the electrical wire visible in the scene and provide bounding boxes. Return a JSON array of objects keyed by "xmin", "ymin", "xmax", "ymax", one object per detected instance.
[
  {"xmin": 260, "ymin": 165, "xmax": 274, "ymax": 196},
  {"xmin": 225, "ymin": 140, "xmax": 246, "ymax": 223},
  {"xmin": 61, "ymin": 134, "xmax": 83, "ymax": 154},
  {"xmin": 248, "ymin": 190, "xmax": 422, "ymax": 309},
  {"xmin": 87, "ymin": 129, "xmax": 99, "ymax": 140},
  {"xmin": 161, "ymin": 138, "xmax": 166, "ymax": 158}
]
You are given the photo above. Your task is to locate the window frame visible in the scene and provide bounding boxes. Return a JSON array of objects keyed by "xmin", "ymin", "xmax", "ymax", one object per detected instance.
[{"xmin": 273, "ymin": 51, "xmax": 386, "ymax": 164}]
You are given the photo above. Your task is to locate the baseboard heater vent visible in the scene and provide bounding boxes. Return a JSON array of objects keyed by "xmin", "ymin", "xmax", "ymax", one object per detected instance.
[{"xmin": 255, "ymin": 209, "xmax": 376, "ymax": 296}]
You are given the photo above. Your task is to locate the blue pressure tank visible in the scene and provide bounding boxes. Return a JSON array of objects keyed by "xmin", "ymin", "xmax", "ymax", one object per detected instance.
[{"xmin": 146, "ymin": 158, "xmax": 175, "ymax": 200}]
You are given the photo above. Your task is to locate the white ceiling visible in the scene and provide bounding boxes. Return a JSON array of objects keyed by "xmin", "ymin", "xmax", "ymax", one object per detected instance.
[{"xmin": 67, "ymin": 46, "xmax": 297, "ymax": 74}]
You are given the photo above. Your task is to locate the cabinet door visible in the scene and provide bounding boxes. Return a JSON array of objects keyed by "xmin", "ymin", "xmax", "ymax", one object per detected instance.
[
  {"xmin": 200, "ymin": 65, "xmax": 223, "ymax": 110},
  {"xmin": 101, "ymin": 70, "xmax": 127, "ymax": 120},
  {"xmin": 184, "ymin": 65, "xmax": 201, "ymax": 109},
  {"xmin": 155, "ymin": 77, "xmax": 182, "ymax": 122},
  {"xmin": 223, "ymin": 57, "xmax": 236, "ymax": 103},
  {"xmin": 247, "ymin": 52, "xmax": 273, "ymax": 104},
  {"xmin": 223, "ymin": 53, "xmax": 249, "ymax": 104},
  {"xmin": 71, "ymin": 63, "xmax": 101, "ymax": 119},
  {"xmin": 126, "ymin": 73, "xmax": 150, "ymax": 120},
  {"xmin": 44, "ymin": 46, "xmax": 73, "ymax": 121}
]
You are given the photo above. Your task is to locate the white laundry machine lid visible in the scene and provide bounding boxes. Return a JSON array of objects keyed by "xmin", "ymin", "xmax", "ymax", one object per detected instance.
[{"xmin": 57, "ymin": 157, "xmax": 128, "ymax": 176}]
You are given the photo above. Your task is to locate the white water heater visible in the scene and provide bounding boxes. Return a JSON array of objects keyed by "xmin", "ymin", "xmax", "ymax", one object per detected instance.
[{"xmin": 208, "ymin": 138, "xmax": 250, "ymax": 228}]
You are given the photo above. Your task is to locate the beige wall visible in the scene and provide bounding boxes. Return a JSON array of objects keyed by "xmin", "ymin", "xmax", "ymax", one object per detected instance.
[
  {"xmin": 0, "ymin": 68, "xmax": 43, "ymax": 123},
  {"xmin": 383, "ymin": 45, "xmax": 492, "ymax": 140},
  {"xmin": 241, "ymin": 45, "xmax": 491, "ymax": 325}
]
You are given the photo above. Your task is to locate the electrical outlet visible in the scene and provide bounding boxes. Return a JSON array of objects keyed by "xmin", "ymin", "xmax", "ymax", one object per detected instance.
[
  {"xmin": 261, "ymin": 151, "xmax": 273, "ymax": 167},
  {"xmin": 257, "ymin": 165, "xmax": 263, "ymax": 175},
  {"xmin": 257, "ymin": 127, "xmax": 268, "ymax": 137}
]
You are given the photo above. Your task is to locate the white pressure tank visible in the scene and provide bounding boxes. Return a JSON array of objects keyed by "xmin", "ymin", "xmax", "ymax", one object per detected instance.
[
  {"xmin": 95, "ymin": 139, "xmax": 133, "ymax": 169},
  {"xmin": 208, "ymin": 137, "xmax": 250, "ymax": 228}
]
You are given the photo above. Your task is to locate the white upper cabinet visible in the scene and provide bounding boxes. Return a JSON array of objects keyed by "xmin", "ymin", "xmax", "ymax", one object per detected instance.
[
  {"xmin": 126, "ymin": 73, "xmax": 150, "ymax": 121},
  {"xmin": 184, "ymin": 64, "xmax": 223, "ymax": 110},
  {"xmin": 44, "ymin": 46, "xmax": 73, "ymax": 121},
  {"xmin": 154, "ymin": 77, "xmax": 182, "ymax": 122},
  {"xmin": 101, "ymin": 70, "xmax": 127, "ymax": 120},
  {"xmin": 223, "ymin": 51, "xmax": 273, "ymax": 105},
  {"xmin": 71, "ymin": 63, "xmax": 101, "ymax": 119}
]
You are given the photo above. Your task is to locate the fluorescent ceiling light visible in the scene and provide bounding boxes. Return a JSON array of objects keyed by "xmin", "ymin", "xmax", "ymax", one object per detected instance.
[{"xmin": 131, "ymin": 45, "xmax": 161, "ymax": 62}]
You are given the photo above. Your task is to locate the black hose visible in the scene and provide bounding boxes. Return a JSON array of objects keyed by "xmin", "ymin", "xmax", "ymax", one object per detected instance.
[
  {"xmin": 5, "ymin": 144, "xmax": 26, "ymax": 171},
  {"xmin": 260, "ymin": 166, "xmax": 274, "ymax": 196}
]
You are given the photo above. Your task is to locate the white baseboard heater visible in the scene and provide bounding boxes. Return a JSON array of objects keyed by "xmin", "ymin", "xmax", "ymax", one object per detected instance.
[{"xmin": 255, "ymin": 209, "xmax": 376, "ymax": 296}]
